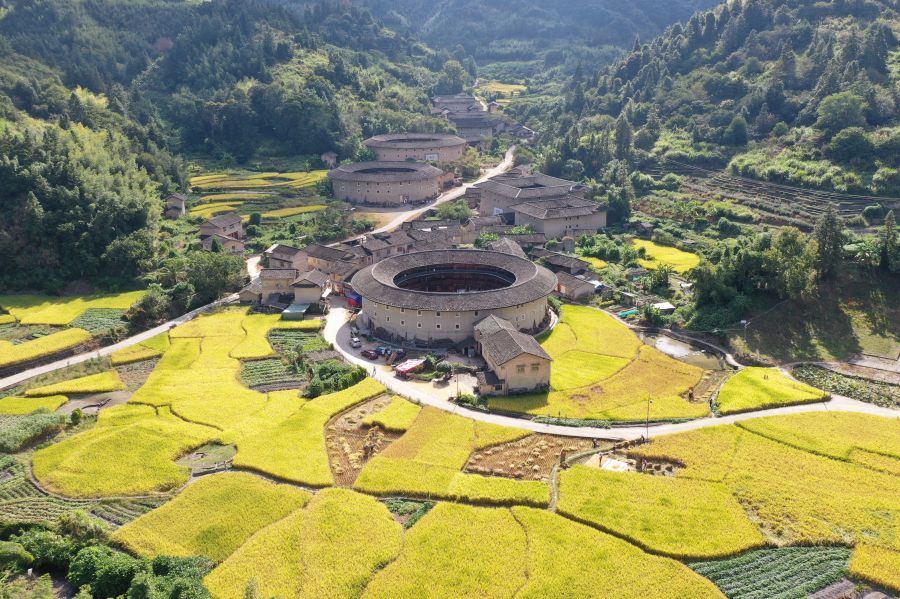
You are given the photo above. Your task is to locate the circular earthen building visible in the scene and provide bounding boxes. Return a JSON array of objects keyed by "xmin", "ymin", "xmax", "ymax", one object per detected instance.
[
  {"xmin": 329, "ymin": 161, "xmax": 444, "ymax": 206},
  {"xmin": 350, "ymin": 249, "xmax": 557, "ymax": 347},
  {"xmin": 363, "ymin": 133, "xmax": 468, "ymax": 162}
]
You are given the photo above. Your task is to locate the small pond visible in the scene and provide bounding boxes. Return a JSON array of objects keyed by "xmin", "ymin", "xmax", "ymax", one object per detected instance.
[{"xmin": 640, "ymin": 333, "xmax": 726, "ymax": 370}]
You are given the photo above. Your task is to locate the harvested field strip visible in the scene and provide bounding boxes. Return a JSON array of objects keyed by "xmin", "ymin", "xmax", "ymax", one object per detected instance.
[
  {"xmin": 0, "ymin": 328, "xmax": 92, "ymax": 368},
  {"xmin": 205, "ymin": 488, "xmax": 402, "ymax": 599},
  {"xmin": 557, "ymin": 466, "xmax": 765, "ymax": 559},
  {"xmin": 629, "ymin": 416, "xmax": 900, "ymax": 552},
  {"xmin": 690, "ymin": 546, "xmax": 852, "ymax": 599},
  {"xmin": 354, "ymin": 407, "xmax": 549, "ymax": 506},
  {"xmin": 25, "ymin": 371, "xmax": 124, "ymax": 397},
  {"xmin": 0, "ymin": 290, "xmax": 145, "ymax": 325},
  {"xmin": 262, "ymin": 205, "xmax": 327, "ymax": 218},
  {"xmin": 0, "ymin": 395, "xmax": 67, "ymax": 415},
  {"xmin": 112, "ymin": 472, "xmax": 311, "ymax": 562},
  {"xmin": 716, "ymin": 367, "xmax": 828, "ymax": 415}
]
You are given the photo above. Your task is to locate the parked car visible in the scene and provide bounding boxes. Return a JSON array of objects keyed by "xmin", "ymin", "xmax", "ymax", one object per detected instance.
[
  {"xmin": 393, "ymin": 349, "xmax": 407, "ymax": 360},
  {"xmin": 361, "ymin": 349, "xmax": 378, "ymax": 360},
  {"xmin": 350, "ymin": 337, "xmax": 361, "ymax": 348},
  {"xmin": 375, "ymin": 346, "xmax": 392, "ymax": 357}
]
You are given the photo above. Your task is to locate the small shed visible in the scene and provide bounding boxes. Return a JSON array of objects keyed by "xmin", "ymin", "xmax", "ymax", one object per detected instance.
[
  {"xmin": 652, "ymin": 301, "xmax": 676, "ymax": 315},
  {"xmin": 282, "ymin": 303, "xmax": 312, "ymax": 321}
]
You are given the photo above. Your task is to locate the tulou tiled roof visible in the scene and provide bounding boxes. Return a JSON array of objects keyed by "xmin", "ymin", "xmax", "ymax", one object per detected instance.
[
  {"xmin": 328, "ymin": 161, "xmax": 443, "ymax": 183},
  {"xmin": 480, "ymin": 328, "xmax": 552, "ymax": 366},
  {"xmin": 364, "ymin": 133, "xmax": 466, "ymax": 150}
]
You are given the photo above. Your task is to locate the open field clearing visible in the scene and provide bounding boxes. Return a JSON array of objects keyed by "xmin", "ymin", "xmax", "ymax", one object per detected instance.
[
  {"xmin": 189, "ymin": 170, "xmax": 328, "ymax": 191},
  {"xmin": 354, "ymin": 407, "xmax": 547, "ymax": 506},
  {"xmin": 491, "ymin": 305, "xmax": 706, "ymax": 420},
  {"xmin": 230, "ymin": 313, "xmax": 322, "ymax": 359},
  {"xmin": 0, "ymin": 328, "xmax": 92, "ymax": 368},
  {"xmin": 262, "ymin": 204, "xmax": 327, "ymax": 219},
  {"xmin": 112, "ymin": 472, "xmax": 310, "ymax": 562},
  {"xmin": 361, "ymin": 396, "xmax": 421, "ymax": 432},
  {"xmin": 690, "ymin": 546, "xmax": 852, "ymax": 599},
  {"xmin": 716, "ymin": 367, "xmax": 827, "ymax": 414},
  {"xmin": 0, "ymin": 291, "xmax": 144, "ymax": 325},
  {"xmin": 558, "ymin": 466, "xmax": 765, "ymax": 559},
  {"xmin": 513, "ymin": 507, "xmax": 724, "ymax": 598},
  {"xmin": 205, "ymin": 488, "xmax": 402, "ymax": 599},
  {"xmin": 233, "ymin": 379, "xmax": 385, "ymax": 486},
  {"xmin": 849, "ymin": 544, "xmax": 900, "ymax": 592},
  {"xmin": 33, "ymin": 407, "xmax": 221, "ymax": 497},
  {"xmin": 110, "ymin": 332, "xmax": 171, "ymax": 365},
  {"xmin": 632, "ymin": 239, "xmax": 701, "ymax": 273},
  {"xmin": 24, "ymin": 371, "xmax": 124, "ymax": 397},
  {"xmin": 0, "ymin": 395, "xmax": 67, "ymax": 415},
  {"xmin": 629, "ymin": 413, "xmax": 900, "ymax": 554},
  {"xmin": 362, "ymin": 502, "xmax": 526, "ymax": 599},
  {"xmin": 480, "ymin": 81, "xmax": 527, "ymax": 95}
]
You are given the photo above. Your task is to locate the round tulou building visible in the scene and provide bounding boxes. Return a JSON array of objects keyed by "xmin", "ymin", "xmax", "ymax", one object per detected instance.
[
  {"xmin": 363, "ymin": 133, "xmax": 468, "ymax": 162},
  {"xmin": 329, "ymin": 161, "xmax": 444, "ymax": 206},
  {"xmin": 350, "ymin": 249, "xmax": 557, "ymax": 350}
]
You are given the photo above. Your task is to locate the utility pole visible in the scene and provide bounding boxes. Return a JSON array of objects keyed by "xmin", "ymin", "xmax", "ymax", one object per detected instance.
[{"xmin": 645, "ymin": 398, "xmax": 653, "ymax": 440}]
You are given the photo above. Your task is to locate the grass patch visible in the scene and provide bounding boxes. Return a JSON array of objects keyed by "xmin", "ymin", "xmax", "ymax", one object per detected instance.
[
  {"xmin": 0, "ymin": 396, "xmax": 68, "ymax": 415},
  {"xmin": 205, "ymin": 488, "xmax": 402, "ymax": 599},
  {"xmin": 0, "ymin": 412, "xmax": 66, "ymax": 450},
  {"xmin": 558, "ymin": 466, "xmax": 765, "ymax": 559},
  {"xmin": 716, "ymin": 367, "xmax": 827, "ymax": 415},
  {"xmin": 239, "ymin": 358, "xmax": 300, "ymax": 387},
  {"xmin": 69, "ymin": 308, "xmax": 126, "ymax": 334},
  {"xmin": 632, "ymin": 239, "xmax": 700, "ymax": 273},
  {"xmin": 24, "ymin": 371, "xmax": 124, "ymax": 397},
  {"xmin": 361, "ymin": 396, "xmax": 421, "ymax": 432},
  {"xmin": 0, "ymin": 291, "xmax": 144, "ymax": 325},
  {"xmin": 0, "ymin": 328, "xmax": 92, "ymax": 368},
  {"xmin": 792, "ymin": 365, "xmax": 899, "ymax": 409},
  {"xmin": 112, "ymin": 472, "xmax": 311, "ymax": 562}
]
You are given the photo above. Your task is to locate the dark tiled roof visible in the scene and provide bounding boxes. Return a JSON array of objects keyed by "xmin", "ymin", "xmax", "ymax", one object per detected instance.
[
  {"xmin": 542, "ymin": 253, "xmax": 590, "ymax": 272},
  {"xmin": 265, "ymin": 243, "xmax": 303, "ymax": 258},
  {"xmin": 503, "ymin": 233, "xmax": 547, "ymax": 245},
  {"xmin": 204, "ymin": 212, "xmax": 243, "ymax": 228},
  {"xmin": 361, "ymin": 237, "xmax": 392, "ymax": 252},
  {"xmin": 294, "ymin": 269, "xmax": 328, "ymax": 287},
  {"xmin": 474, "ymin": 173, "xmax": 580, "ymax": 200},
  {"xmin": 260, "ymin": 268, "xmax": 298, "ymax": 280},
  {"xmin": 166, "ymin": 193, "xmax": 187, "ymax": 203},
  {"xmin": 329, "ymin": 161, "xmax": 443, "ymax": 183},
  {"xmin": 476, "ymin": 369, "xmax": 502, "ymax": 386},
  {"xmin": 555, "ymin": 271, "xmax": 594, "ymax": 289},
  {"xmin": 487, "ymin": 237, "xmax": 526, "ymax": 258},
  {"xmin": 481, "ymin": 328, "xmax": 552, "ymax": 366},
  {"xmin": 511, "ymin": 197, "xmax": 600, "ymax": 220},
  {"xmin": 364, "ymin": 133, "xmax": 467, "ymax": 150},
  {"xmin": 351, "ymin": 249, "xmax": 556, "ymax": 312},
  {"xmin": 305, "ymin": 243, "xmax": 353, "ymax": 262},
  {"xmin": 474, "ymin": 314, "xmax": 517, "ymax": 337},
  {"xmin": 331, "ymin": 261, "xmax": 359, "ymax": 277}
]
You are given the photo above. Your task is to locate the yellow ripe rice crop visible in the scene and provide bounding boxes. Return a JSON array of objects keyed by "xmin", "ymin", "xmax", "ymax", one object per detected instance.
[
  {"xmin": 361, "ymin": 396, "xmax": 421, "ymax": 432},
  {"xmin": 735, "ymin": 411, "xmax": 900, "ymax": 468},
  {"xmin": 550, "ymin": 351, "xmax": 630, "ymax": 390},
  {"xmin": 233, "ymin": 379, "xmax": 385, "ymax": 486},
  {"xmin": 362, "ymin": 503, "xmax": 526, "ymax": 599},
  {"xmin": 0, "ymin": 395, "xmax": 67, "ymax": 415},
  {"xmin": 557, "ymin": 466, "xmax": 765, "ymax": 559},
  {"xmin": 511, "ymin": 507, "xmax": 725, "ymax": 598},
  {"xmin": 206, "ymin": 488, "xmax": 402, "ymax": 599},
  {"xmin": 490, "ymin": 345, "xmax": 706, "ymax": 421},
  {"xmin": 354, "ymin": 407, "xmax": 549, "ymax": 506},
  {"xmin": 0, "ymin": 314, "xmax": 15, "ymax": 325},
  {"xmin": 629, "ymin": 416, "xmax": 900, "ymax": 555},
  {"xmin": 480, "ymin": 81, "xmax": 527, "ymax": 95},
  {"xmin": 190, "ymin": 203, "xmax": 241, "ymax": 218},
  {"xmin": 0, "ymin": 328, "xmax": 92, "ymax": 368},
  {"xmin": 0, "ymin": 290, "xmax": 144, "ymax": 325},
  {"xmin": 552, "ymin": 305, "xmax": 641, "ymax": 359},
  {"xmin": 191, "ymin": 170, "xmax": 327, "ymax": 191},
  {"xmin": 110, "ymin": 332, "xmax": 170, "ymax": 365},
  {"xmin": 189, "ymin": 173, "xmax": 229, "ymax": 185},
  {"xmin": 230, "ymin": 313, "xmax": 321, "ymax": 359},
  {"xmin": 32, "ymin": 414, "xmax": 220, "ymax": 497},
  {"xmin": 716, "ymin": 367, "xmax": 827, "ymax": 414},
  {"xmin": 849, "ymin": 544, "xmax": 900, "ymax": 592},
  {"xmin": 171, "ymin": 307, "xmax": 248, "ymax": 338},
  {"xmin": 199, "ymin": 193, "xmax": 271, "ymax": 203},
  {"xmin": 97, "ymin": 404, "xmax": 157, "ymax": 426},
  {"xmin": 112, "ymin": 472, "xmax": 311, "ymax": 563},
  {"xmin": 632, "ymin": 239, "xmax": 701, "ymax": 273},
  {"xmin": 25, "ymin": 371, "xmax": 124, "ymax": 397},
  {"xmin": 473, "ymin": 420, "xmax": 532, "ymax": 449},
  {"xmin": 580, "ymin": 255, "xmax": 609, "ymax": 269},
  {"xmin": 262, "ymin": 205, "xmax": 327, "ymax": 219},
  {"xmin": 155, "ymin": 338, "xmax": 201, "ymax": 370}
]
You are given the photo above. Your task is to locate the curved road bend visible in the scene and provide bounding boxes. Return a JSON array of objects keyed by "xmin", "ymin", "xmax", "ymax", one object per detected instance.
[
  {"xmin": 0, "ymin": 149, "xmax": 516, "ymax": 392},
  {"xmin": 323, "ymin": 302, "xmax": 898, "ymax": 440}
]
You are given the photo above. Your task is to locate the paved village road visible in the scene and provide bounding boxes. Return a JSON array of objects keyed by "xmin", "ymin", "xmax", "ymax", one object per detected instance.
[
  {"xmin": 323, "ymin": 301, "xmax": 899, "ymax": 440},
  {"xmin": 0, "ymin": 149, "xmax": 515, "ymax": 391}
]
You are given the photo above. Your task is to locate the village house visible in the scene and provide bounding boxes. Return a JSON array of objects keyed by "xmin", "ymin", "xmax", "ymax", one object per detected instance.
[
  {"xmin": 264, "ymin": 244, "xmax": 308, "ymax": 270},
  {"xmin": 304, "ymin": 243, "xmax": 359, "ymax": 272},
  {"xmin": 201, "ymin": 234, "xmax": 245, "ymax": 254},
  {"xmin": 470, "ymin": 172, "xmax": 583, "ymax": 217},
  {"xmin": 164, "ymin": 193, "xmax": 187, "ymax": 219},
  {"xmin": 473, "ymin": 315, "xmax": 552, "ymax": 396},
  {"xmin": 510, "ymin": 197, "xmax": 607, "ymax": 239},
  {"xmin": 239, "ymin": 268, "xmax": 329, "ymax": 307},
  {"xmin": 199, "ymin": 212, "xmax": 243, "ymax": 241},
  {"xmin": 292, "ymin": 269, "xmax": 330, "ymax": 305},
  {"xmin": 531, "ymin": 250, "xmax": 590, "ymax": 275},
  {"xmin": 431, "ymin": 94, "xmax": 481, "ymax": 113},
  {"xmin": 554, "ymin": 271, "xmax": 596, "ymax": 302}
]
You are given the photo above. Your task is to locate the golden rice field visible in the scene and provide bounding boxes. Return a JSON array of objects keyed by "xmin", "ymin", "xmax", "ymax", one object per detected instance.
[
  {"xmin": 190, "ymin": 203, "xmax": 242, "ymax": 218},
  {"xmin": 110, "ymin": 332, "xmax": 171, "ymax": 365},
  {"xmin": 230, "ymin": 313, "xmax": 322, "ymax": 360},
  {"xmin": 24, "ymin": 371, "xmax": 124, "ymax": 397},
  {"xmin": 580, "ymin": 255, "xmax": 609, "ymax": 269},
  {"xmin": 0, "ymin": 290, "xmax": 145, "ymax": 325},
  {"xmin": 205, "ymin": 489, "xmax": 402, "ymax": 599},
  {"xmin": 0, "ymin": 314, "xmax": 15, "ymax": 325},
  {"xmin": 262, "ymin": 205, "xmax": 327, "ymax": 219},
  {"xmin": 353, "ymin": 407, "xmax": 547, "ymax": 506},
  {"xmin": 557, "ymin": 466, "xmax": 765, "ymax": 559},
  {"xmin": 199, "ymin": 192, "xmax": 272, "ymax": 203},
  {"xmin": 0, "ymin": 394, "xmax": 67, "ymax": 415},
  {"xmin": 716, "ymin": 367, "xmax": 828, "ymax": 414},
  {"xmin": 190, "ymin": 170, "xmax": 328, "ymax": 191},
  {"xmin": 361, "ymin": 395, "xmax": 421, "ymax": 432},
  {"xmin": 480, "ymin": 81, "xmax": 527, "ymax": 95},
  {"xmin": 849, "ymin": 544, "xmax": 900, "ymax": 592},
  {"xmin": 0, "ymin": 328, "xmax": 93, "ymax": 368},
  {"xmin": 112, "ymin": 472, "xmax": 311, "ymax": 562},
  {"xmin": 632, "ymin": 239, "xmax": 701, "ymax": 273},
  {"xmin": 233, "ymin": 379, "xmax": 386, "ymax": 486},
  {"xmin": 629, "ymin": 413, "xmax": 900, "ymax": 554}
]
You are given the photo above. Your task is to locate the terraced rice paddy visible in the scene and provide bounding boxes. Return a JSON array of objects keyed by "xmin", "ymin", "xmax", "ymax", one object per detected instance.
[
  {"xmin": 0, "ymin": 395, "xmax": 68, "ymax": 415},
  {"xmin": 632, "ymin": 239, "xmax": 701, "ymax": 273},
  {"xmin": 489, "ymin": 305, "xmax": 706, "ymax": 421},
  {"xmin": 262, "ymin": 205, "xmax": 327, "ymax": 218},
  {"xmin": 716, "ymin": 367, "xmax": 828, "ymax": 414},
  {"xmin": 189, "ymin": 170, "xmax": 328, "ymax": 191},
  {"xmin": 0, "ymin": 291, "xmax": 145, "ymax": 325},
  {"xmin": 0, "ymin": 328, "xmax": 93, "ymax": 368},
  {"xmin": 361, "ymin": 396, "xmax": 421, "ymax": 432},
  {"xmin": 24, "ymin": 371, "xmax": 124, "ymax": 397}
]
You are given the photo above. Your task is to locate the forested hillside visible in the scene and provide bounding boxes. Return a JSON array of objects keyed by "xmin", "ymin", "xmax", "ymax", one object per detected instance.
[{"xmin": 544, "ymin": 0, "xmax": 899, "ymax": 195}]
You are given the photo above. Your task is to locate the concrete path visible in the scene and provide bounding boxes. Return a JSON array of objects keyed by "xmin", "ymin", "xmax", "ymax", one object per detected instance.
[{"xmin": 323, "ymin": 300, "xmax": 898, "ymax": 440}]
